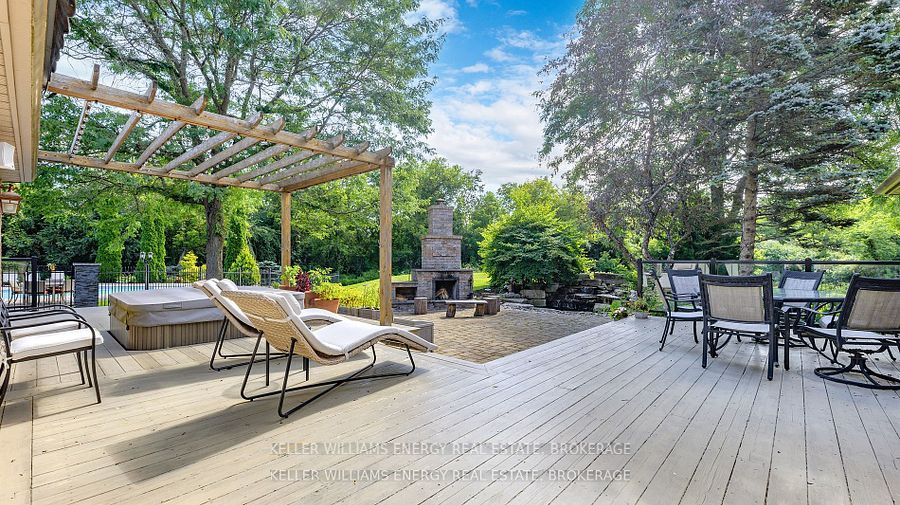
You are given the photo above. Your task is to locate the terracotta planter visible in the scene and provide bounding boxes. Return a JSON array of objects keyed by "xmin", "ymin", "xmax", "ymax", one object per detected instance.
[
  {"xmin": 279, "ymin": 284, "xmax": 295, "ymax": 291},
  {"xmin": 309, "ymin": 298, "xmax": 340, "ymax": 313},
  {"xmin": 304, "ymin": 291, "xmax": 317, "ymax": 305},
  {"xmin": 634, "ymin": 312, "xmax": 648, "ymax": 320}
]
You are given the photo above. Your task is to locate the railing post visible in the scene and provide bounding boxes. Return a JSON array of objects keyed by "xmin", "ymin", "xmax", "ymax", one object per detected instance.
[
  {"xmin": 804, "ymin": 257, "xmax": 813, "ymax": 272},
  {"xmin": 29, "ymin": 256, "xmax": 38, "ymax": 307},
  {"xmin": 636, "ymin": 259, "xmax": 644, "ymax": 298},
  {"xmin": 709, "ymin": 258, "xmax": 717, "ymax": 276}
]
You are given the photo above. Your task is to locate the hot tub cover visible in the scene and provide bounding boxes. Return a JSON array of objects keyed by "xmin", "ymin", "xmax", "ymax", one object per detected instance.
[{"xmin": 109, "ymin": 286, "xmax": 303, "ymax": 327}]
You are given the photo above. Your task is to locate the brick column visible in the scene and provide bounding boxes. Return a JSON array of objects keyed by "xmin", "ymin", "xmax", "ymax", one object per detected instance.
[{"xmin": 73, "ymin": 263, "xmax": 100, "ymax": 307}]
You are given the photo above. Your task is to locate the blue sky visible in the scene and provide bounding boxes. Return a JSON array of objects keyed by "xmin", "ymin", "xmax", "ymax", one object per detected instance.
[{"xmin": 413, "ymin": 0, "xmax": 583, "ymax": 189}]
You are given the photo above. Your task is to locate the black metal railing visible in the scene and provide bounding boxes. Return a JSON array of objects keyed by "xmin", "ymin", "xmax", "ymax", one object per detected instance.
[
  {"xmin": 636, "ymin": 258, "xmax": 900, "ymax": 297},
  {"xmin": 2, "ymin": 257, "xmax": 75, "ymax": 308}
]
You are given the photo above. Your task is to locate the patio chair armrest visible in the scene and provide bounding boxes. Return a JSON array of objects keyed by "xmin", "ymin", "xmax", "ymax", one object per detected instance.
[
  {"xmin": 7, "ymin": 309, "xmax": 86, "ymax": 322},
  {"xmin": 0, "ymin": 317, "xmax": 91, "ymax": 332},
  {"xmin": 8, "ymin": 304, "xmax": 78, "ymax": 313}
]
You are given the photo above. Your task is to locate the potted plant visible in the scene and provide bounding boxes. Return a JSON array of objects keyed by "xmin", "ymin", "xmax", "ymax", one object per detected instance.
[
  {"xmin": 279, "ymin": 265, "xmax": 300, "ymax": 290},
  {"xmin": 309, "ymin": 281, "xmax": 343, "ymax": 313},
  {"xmin": 295, "ymin": 269, "xmax": 314, "ymax": 305}
]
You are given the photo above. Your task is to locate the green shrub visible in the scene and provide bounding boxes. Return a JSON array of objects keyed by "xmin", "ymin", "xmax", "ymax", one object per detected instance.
[
  {"xmin": 480, "ymin": 206, "xmax": 590, "ymax": 288},
  {"xmin": 178, "ymin": 251, "xmax": 201, "ymax": 282},
  {"xmin": 227, "ymin": 246, "xmax": 261, "ymax": 286}
]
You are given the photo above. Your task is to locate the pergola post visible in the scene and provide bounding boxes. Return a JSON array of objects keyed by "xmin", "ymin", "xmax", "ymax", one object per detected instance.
[
  {"xmin": 280, "ymin": 192, "xmax": 291, "ymax": 270},
  {"xmin": 379, "ymin": 165, "xmax": 393, "ymax": 326}
]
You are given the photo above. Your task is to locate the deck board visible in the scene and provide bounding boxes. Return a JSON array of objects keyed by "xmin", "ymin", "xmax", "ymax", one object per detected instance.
[{"xmin": 1, "ymin": 308, "xmax": 899, "ymax": 505}]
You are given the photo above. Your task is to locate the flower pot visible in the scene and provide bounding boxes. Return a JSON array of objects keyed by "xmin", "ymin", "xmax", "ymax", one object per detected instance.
[
  {"xmin": 279, "ymin": 284, "xmax": 296, "ymax": 291},
  {"xmin": 304, "ymin": 291, "xmax": 317, "ymax": 305},
  {"xmin": 310, "ymin": 298, "xmax": 340, "ymax": 313},
  {"xmin": 634, "ymin": 311, "xmax": 648, "ymax": 320}
]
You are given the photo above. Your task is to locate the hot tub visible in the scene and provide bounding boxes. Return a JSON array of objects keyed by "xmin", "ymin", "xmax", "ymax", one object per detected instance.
[{"xmin": 108, "ymin": 286, "xmax": 303, "ymax": 350}]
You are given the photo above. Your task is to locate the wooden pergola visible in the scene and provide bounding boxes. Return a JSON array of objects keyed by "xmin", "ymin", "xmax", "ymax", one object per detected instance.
[{"xmin": 38, "ymin": 67, "xmax": 395, "ymax": 324}]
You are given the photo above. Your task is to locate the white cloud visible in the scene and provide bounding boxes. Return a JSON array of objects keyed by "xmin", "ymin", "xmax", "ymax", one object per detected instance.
[
  {"xmin": 428, "ymin": 29, "xmax": 572, "ymax": 189},
  {"xmin": 406, "ymin": 0, "xmax": 463, "ymax": 34},
  {"xmin": 461, "ymin": 62, "xmax": 490, "ymax": 73},
  {"xmin": 506, "ymin": 10, "xmax": 528, "ymax": 17},
  {"xmin": 485, "ymin": 47, "xmax": 515, "ymax": 62}
]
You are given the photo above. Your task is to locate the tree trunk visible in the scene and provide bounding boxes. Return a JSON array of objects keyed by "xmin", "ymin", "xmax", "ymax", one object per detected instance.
[
  {"xmin": 205, "ymin": 196, "xmax": 224, "ymax": 279},
  {"xmin": 739, "ymin": 117, "xmax": 759, "ymax": 274}
]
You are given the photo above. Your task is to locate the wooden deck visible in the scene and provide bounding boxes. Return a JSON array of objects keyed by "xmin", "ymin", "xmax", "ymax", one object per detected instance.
[{"xmin": 2, "ymin": 307, "xmax": 900, "ymax": 505}]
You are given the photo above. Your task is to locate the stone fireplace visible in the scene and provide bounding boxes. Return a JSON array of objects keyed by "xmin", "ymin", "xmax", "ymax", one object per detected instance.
[{"xmin": 392, "ymin": 199, "xmax": 473, "ymax": 302}]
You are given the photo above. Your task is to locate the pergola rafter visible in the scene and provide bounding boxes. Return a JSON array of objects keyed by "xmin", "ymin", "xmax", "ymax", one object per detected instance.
[{"xmin": 38, "ymin": 69, "xmax": 396, "ymax": 325}]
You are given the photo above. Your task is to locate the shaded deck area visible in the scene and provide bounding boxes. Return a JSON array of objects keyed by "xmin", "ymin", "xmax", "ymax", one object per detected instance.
[{"xmin": 2, "ymin": 308, "xmax": 899, "ymax": 504}]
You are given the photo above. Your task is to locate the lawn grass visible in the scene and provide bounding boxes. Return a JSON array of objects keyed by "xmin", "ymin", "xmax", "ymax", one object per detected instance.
[{"xmin": 339, "ymin": 271, "xmax": 492, "ymax": 307}]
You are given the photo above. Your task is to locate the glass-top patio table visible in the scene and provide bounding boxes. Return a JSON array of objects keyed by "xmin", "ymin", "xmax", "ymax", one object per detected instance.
[{"xmin": 773, "ymin": 288, "xmax": 845, "ymax": 304}]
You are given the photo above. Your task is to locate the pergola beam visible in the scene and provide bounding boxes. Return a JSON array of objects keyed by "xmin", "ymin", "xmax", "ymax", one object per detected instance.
[
  {"xmin": 47, "ymin": 73, "xmax": 390, "ymax": 167},
  {"xmin": 281, "ymin": 192, "xmax": 291, "ymax": 269},
  {"xmin": 38, "ymin": 150, "xmax": 281, "ymax": 191},
  {"xmin": 379, "ymin": 165, "xmax": 393, "ymax": 325}
]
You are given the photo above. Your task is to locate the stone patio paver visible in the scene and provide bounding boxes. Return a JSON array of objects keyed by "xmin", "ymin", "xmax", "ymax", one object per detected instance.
[{"xmin": 407, "ymin": 305, "xmax": 609, "ymax": 363}]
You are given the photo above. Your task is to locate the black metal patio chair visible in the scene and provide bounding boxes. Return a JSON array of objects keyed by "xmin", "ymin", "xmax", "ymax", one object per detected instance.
[
  {"xmin": 699, "ymin": 273, "xmax": 779, "ymax": 380},
  {"xmin": 800, "ymin": 275, "xmax": 900, "ymax": 390},
  {"xmin": 656, "ymin": 269, "xmax": 703, "ymax": 351}
]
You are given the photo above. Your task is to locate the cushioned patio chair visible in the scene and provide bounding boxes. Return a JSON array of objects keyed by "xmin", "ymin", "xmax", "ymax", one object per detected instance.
[
  {"xmin": 223, "ymin": 289, "xmax": 436, "ymax": 418},
  {"xmin": 699, "ymin": 273, "xmax": 779, "ymax": 380},
  {"xmin": 655, "ymin": 269, "xmax": 703, "ymax": 351},
  {"xmin": 0, "ymin": 315, "xmax": 103, "ymax": 406},
  {"xmin": 800, "ymin": 275, "xmax": 900, "ymax": 389}
]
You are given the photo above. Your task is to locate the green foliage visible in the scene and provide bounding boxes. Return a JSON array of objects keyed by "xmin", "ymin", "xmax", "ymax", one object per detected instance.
[
  {"xmin": 608, "ymin": 301, "xmax": 629, "ymax": 320},
  {"xmin": 313, "ymin": 281, "xmax": 344, "ymax": 300},
  {"xmin": 280, "ymin": 265, "xmax": 301, "ymax": 287},
  {"xmin": 224, "ymin": 212, "xmax": 251, "ymax": 271},
  {"xmin": 227, "ymin": 247, "xmax": 261, "ymax": 286},
  {"xmin": 135, "ymin": 213, "xmax": 167, "ymax": 283},
  {"xmin": 480, "ymin": 206, "xmax": 590, "ymax": 288},
  {"xmin": 179, "ymin": 251, "xmax": 201, "ymax": 282}
]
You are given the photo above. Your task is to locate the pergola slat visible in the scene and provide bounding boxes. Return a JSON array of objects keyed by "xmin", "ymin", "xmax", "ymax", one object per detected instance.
[
  {"xmin": 280, "ymin": 147, "xmax": 393, "ymax": 192},
  {"xmin": 159, "ymin": 131, "xmax": 236, "ymax": 173},
  {"xmin": 236, "ymin": 149, "xmax": 315, "ymax": 182},
  {"xmin": 68, "ymin": 100, "xmax": 94, "ymax": 155},
  {"xmin": 280, "ymin": 160, "xmax": 371, "ymax": 191},
  {"xmin": 133, "ymin": 95, "xmax": 205, "ymax": 168},
  {"xmin": 211, "ymin": 144, "xmax": 291, "ymax": 180},
  {"xmin": 184, "ymin": 136, "xmax": 261, "ymax": 176},
  {"xmin": 103, "ymin": 111, "xmax": 141, "ymax": 163},
  {"xmin": 257, "ymin": 155, "xmax": 339, "ymax": 185}
]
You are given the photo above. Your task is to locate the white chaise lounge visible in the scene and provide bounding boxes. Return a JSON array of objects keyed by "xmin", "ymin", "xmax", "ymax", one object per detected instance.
[
  {"xmin": 223, "ymin": 289, "xmax": 436, "ymax": 418},
  {"xmin": 194, "ymin": 279, "xmax": 345, "ymax": 380}
]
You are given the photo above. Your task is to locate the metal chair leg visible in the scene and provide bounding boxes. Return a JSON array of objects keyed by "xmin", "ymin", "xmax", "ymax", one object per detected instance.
[
  {"xmin": 692, "ymin": 321, "xmax": 699, "ymax": 344},
  {"xmin": 91, "ymin": 348, "xmax": 101, "ymax": 403},
  {"xmin": 76, "ymin": 350, "xmax": 85, "ymax": 385},
  {"xmin": 659, "ymin": 318, "xmax": 670, "ymax": 351},
  {"xmin": 241, "ymin": 339, "xmax": 417, "ymax": 418},
  {"xmin": 0, "ymin": 359, "xmax": 10, "ymax": 406}
]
